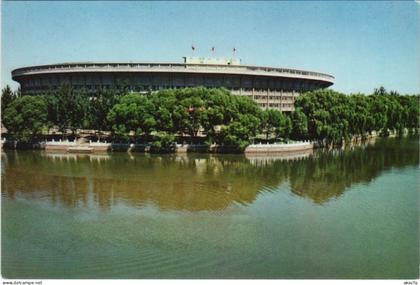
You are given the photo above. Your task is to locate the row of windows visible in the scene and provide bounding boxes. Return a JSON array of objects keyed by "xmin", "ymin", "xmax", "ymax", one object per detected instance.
[
  {"xmin": 259, "ymin": 103, "xmax": 294, "ymax": 108},
  {"xmin": 254, "ymin": 95, "xmax": 295, "ymax": 100},
  {"xmin": 22, "ymin": 83, "xmax": 306, "ymax": 94},
  {"xmin": 21, "ymin": 74, "xmax": 322, "ymax": 91}
]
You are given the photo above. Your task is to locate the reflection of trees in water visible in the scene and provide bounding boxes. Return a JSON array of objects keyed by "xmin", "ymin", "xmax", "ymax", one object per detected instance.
[
  {"xmin": 289, "ymin": 138, "xmax": 419, "ymax": 204},
  {"xmin": 1, "ymin": 138, "xmax": 418, "ymax": 210},
  {"xmin": 1, "ymin": 153, "xmax": 287, "ymax": 211}
]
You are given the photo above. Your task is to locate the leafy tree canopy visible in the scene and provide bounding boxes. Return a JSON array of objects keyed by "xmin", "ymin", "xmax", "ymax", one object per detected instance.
[{"xmin": 3, "ymin": 96, "xmax": 47, "ymax": 142}]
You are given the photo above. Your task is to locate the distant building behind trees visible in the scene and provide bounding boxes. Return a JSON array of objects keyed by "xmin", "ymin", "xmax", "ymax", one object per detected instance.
[{"xmin": 11, "ymin": 57, "xmax": 334, "ymax": 112}]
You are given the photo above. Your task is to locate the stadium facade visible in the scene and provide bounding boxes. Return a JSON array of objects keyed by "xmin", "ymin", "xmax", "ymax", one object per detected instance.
[{"xmin": 11, "ymin": 57, "xmax": 334, "ymax": 112}]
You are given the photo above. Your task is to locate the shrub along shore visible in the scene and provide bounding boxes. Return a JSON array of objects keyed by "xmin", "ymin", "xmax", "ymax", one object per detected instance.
[{"xmin": 1, "ymin": 86, "xmax": 418, "ymax": 152}]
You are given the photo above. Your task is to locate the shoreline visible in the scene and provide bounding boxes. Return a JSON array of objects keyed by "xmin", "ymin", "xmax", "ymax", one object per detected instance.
[
  {"xmin": 38, "ymin": 140, "xmax": 315, "ymax": 154},
  {"xmin": 3, "ymin": 133, "xmax": 413, "ymax": 154}
]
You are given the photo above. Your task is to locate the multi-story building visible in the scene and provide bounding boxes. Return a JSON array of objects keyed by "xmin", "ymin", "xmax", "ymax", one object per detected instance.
[{"xmin": 12, "ymin": 57, "xmax": 334, "ymax": 112}]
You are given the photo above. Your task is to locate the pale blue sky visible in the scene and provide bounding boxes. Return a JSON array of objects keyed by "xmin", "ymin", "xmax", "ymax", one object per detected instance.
[{"xmin": 1, "ymin": 1, "xmax": 419, "ymax": 94}]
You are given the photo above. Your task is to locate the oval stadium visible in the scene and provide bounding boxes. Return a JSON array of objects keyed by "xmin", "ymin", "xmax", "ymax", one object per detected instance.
[{"xmin": 11, "ymin": 57, "xmax": 334, "ymax": 112}]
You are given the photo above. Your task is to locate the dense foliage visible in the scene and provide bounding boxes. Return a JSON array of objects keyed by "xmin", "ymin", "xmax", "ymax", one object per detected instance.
[
  {"xmin": 1, "ymin": 85, "xmax": 419, "ymax": 150},
  {"xmin": 2, "ymin": 95, "xmax": 47, "ymax": 142},
  {"xmin": 108, "ymin": 88, "xmax": 270, "ymax": 150},
  {"xmin": 1, "ymin": 85, "xmax": 19, "ymax": 115},
  {"xmin": 43, "ymin": 86, "xmax": 124, "ymax": 134},
  {"xmin": 295, "ymin": 88, "xmax": 419, "ymax": 144}
]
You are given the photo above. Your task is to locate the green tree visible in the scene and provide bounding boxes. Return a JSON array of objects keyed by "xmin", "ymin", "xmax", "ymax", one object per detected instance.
[
  {"xmin": 261, "ymin": 109, "xmax": 291, "ymax": 140},
  {"xmin": 405, "ymin": 96, "xmax": 420, "ymax": 133},
  {"xmin": 295, "ymin": 87, "xmax": 419, "ymax": 144},
  {"xmin": 199, "ymin": 88, "xmax": 235, "ymax": 141},
  {"xmin": 348, "ymin": 94, "xmax": 374, "ymax": 136},
  {"xmin": 44, "ymin": 85, "xmax": 90, "ymax": 135},
  {"xmin": 369, "ymin": 94, "xmax": 388, "ymax": 134},
  {"xmin": 174, "ymin": 96, "xmax": 204, "ymax": 138},
  {"xmin": 295, "ymin": 89, "xmax": 350, "ymax": 144},
  {"xmin": 219, "ymin": 113, "xmax": 261, "ymax": 151},
  {"xmin": 89, "ymin": 88, "xmax": 120, "ymax": 131},
  {"xmin": 1, "ymin": 85, "xmax": 17, "ymax": 117},
  {"xmin": 215, "ymin": 95, "xmax": 260, "ymax": 148},
  {"xmin": 290, "ymin": 108, "xmax": 308, "ymax": 140},
  {"xmin": 151, "ymin": 131, "xmax": 176, "ymax": 152},
  {"xmin": 3, "ymin": 96, "xmax": 47, "ymax": 142},
  {"xmin": 149, "ymin": 90, "xmax": 177, "ymax": 132},
  {"xmin": 107, "ymin": 93, "xmax": 156, "ymax": 140}
]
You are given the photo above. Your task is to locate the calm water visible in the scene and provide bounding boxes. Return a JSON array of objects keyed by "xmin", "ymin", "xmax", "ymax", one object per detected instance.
[{"xmin": 1, "ymin": 137, "xmax": 419, "ymax": 279}]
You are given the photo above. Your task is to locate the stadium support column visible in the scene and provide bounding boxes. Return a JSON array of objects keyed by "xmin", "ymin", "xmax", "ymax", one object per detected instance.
[
  {"xmin": 267, "ymin": 88, "xmax": 269, "ymax": 109},
  {"xmin": 292, "ymin": 90, "xmax": 295, "ymax": 112},
  {"xmin": 280, "ymin": 90, "xmax": 283, "ymax": 113},
  {"xmin": 239, "ymin": 76, "xmax": 242, "ymax": 96}
]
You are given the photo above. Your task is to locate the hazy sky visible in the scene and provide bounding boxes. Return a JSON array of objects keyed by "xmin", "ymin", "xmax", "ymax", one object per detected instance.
[{"xmin": 1, "ymin": 1, "xmax": 419, "ymax": 94}]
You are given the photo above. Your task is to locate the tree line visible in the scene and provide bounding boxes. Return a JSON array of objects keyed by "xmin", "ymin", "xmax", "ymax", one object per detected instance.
[
  {"xmin": 294, "ymin": 87, "xmax": 419, "ymax": 144},
  {"xmin": 1, "ymin": 85, "xmax": 418, "ymax": 150}
]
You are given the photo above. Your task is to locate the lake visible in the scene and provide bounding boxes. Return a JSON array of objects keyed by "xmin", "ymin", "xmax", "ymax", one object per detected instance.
[{"xmin": 1, "ymin": 137, "xmax": 419, "ymax": 279}]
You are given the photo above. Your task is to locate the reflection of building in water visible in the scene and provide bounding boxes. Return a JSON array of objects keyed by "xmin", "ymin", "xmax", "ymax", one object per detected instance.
[
  {"xmin": 42, "ymin": 152, "xmax": 110, "ymax": 163},
  {"xmin": 245, "ymin": 149, "xmax": 313, "ymax": 166},
  {"xmin": 2, "ymin": 138, "xmax": 418, "ymax": 210}
]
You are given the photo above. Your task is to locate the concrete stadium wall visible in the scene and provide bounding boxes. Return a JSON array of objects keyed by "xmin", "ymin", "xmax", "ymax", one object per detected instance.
[{"xmin": 12, "ymin": 62, "xmax": 334, "ymax": 112}]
